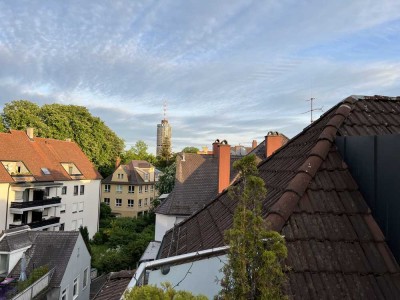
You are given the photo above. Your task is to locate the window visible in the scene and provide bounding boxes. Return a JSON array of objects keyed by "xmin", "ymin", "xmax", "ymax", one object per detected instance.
[
  {"xmin": 150, "ymin": 185, "xmax": 154, "ymax": 192},
  {"xmin": 60, "ymin": 204, "xmax": 66, "ymax": 214},
  {"xmin": 116, "ymin": 199, "xmax": 122, "ymax": 207},
  {"xmin": 128, "ymin": 199, "xmax": 134, "ymax": 207},
  {"xmin": 104, "ymin": 184, "xmax": 110, "ymax": 192},
  {"xmin": 80, "ymin": 185, "xmax": 85, "ymax": 195},
  {"xmin": 83, "ymin": 268, "xmax": 89, "ymax": 289},
  {"xmin": 77, "ymin": 219, "xmax": 83, "ymax": 228},
  {"xmin": 78, "ymin": 202, "xmax": 84, "ymax": 212},
  {"xmin": 145, "ymin": 185, "xmax": 148, "ymax": 192},
  {"xmin": 69, "ymin": 166, "xmax": 73, "ymax": 174},
  {"xmin": 74, "ymin": 185, "xmax": 78, "ymax": 196},
  {"xmin": 45, "ymin": 187, "xmax": 50, "ymax": 197},
  {"xmin": 128, "ymin": 185, "xmax": 134, "ymax": 193},
  {"xmin": 144, "ymin": 173, "xmax": 149, "ymax": 181},
  {"xmin": 62, "ymin": 186, "xmax": 67, "ymax": 195},
  {"xmin": 59, "ymin": 223, "xmax": 65, "ymax": 231},
  {"xmin": 43, "ymin": 208, "xmax": 48, "ymax": 217},
  {"xmin": 139, "ymin": 199, "xmax": 142, "ymax": 207},
  {"xmin": 73, "ymin": 277, "xmax": 79, "ymax": 298},
  {"xmin": 41, "ymin": 167, "xmax": 50, "ymax": 175},
  {"xmin": 72, "ymin": 220, "xmax": 77, "ymax": 230},
  {"xmin": 72, "ymin": 203, "xmax": 78, "ymax": 213},
  {"xmin": 116, "ymin": 185, "xmax": 122, "ymax": 193},
  {"xmin": 139, "ymin": 186, "xmax": 142, "ymax": 194},
  {"xmin": 117, "ymin": 173, "xmax": 124, "ymax": 179},
  {"xmin": 61, "ymin": 287, "xmax": 67, "ymax": 300},
  {"xmin": 104, "ymin": 198, "xmax": 110, "ymax": 205},
  {"xmin": 144, "ymin": 198, "xmax": 148, "ymax": 206}
]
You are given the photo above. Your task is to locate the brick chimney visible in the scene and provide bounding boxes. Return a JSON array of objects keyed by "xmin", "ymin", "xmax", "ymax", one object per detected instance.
[
  {"xmin": 212, "ymin": 139, "xmax": 220, "ymax": 155},
  {"xmin": 217, "ymin": 140, "xmax": 231, "ymax": 194},
  {"xmin": 265, "ymin": 131, "xmax": 287, "ymax": 157},
  {"xmin": 252, "ymin": 140, "xmax": 257, "ymax": 149},
  {"xmin": 26, "ymin": 127, "xmax": 34, "ymax": 140}
]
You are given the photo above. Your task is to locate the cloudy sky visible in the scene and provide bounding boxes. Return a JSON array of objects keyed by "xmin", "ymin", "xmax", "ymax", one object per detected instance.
[{"xmin": 1, "ymin": 1, "xmax": 400, "ymax": 153}]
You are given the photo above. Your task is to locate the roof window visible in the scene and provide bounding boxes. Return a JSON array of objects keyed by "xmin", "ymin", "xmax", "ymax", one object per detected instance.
[{"xmin": 41, "ymin": 167, "xmax": 51, "ymax": 175}]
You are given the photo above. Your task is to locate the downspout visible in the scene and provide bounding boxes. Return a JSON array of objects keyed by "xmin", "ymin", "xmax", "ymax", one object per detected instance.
[{"xmin": 5, "ymin": 184, "xmax": 11, "ymax": 229}]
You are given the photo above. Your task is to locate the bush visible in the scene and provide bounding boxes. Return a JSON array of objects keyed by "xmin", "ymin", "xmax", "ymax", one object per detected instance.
[{"xmin": 17, "ymin": 265, "xmax": 49, "ymax": 292}]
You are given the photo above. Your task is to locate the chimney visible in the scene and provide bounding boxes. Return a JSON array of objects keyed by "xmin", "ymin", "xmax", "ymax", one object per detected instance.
[
  {"xmin": 115, "ymin": 157, "xmax": 121, "ymax": 168},
  {"xmin": 26, "ymin": 127, "xmax": 34, "ymax": 140},
  {"xmin": 65, "ymin": 138, "xmax": 71, "ymax": 142},
  {"xmin": 265, "ymin": 131, "xmax": 286, "ymax": 157},
  {"xmin": 252, "ymin": 140, "xmax": 257, "ymax": 149},
  {"xmin": 218, "ymin": 140, "xmax": 231, "ymax": 194},
  {"xmin": 212, "ymin": 139, "xmax": 220, "ymax": 156}
]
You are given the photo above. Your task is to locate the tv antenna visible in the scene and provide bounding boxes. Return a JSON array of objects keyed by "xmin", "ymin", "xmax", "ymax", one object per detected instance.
[{"xmin": 301, "ymin": 97, "xmax": 323, "ymax": 123}]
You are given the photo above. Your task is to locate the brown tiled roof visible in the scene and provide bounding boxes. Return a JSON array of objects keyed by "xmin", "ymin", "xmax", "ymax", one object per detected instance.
[
  {"xmin": 155, "ymin": 153, "xmax": 240, "ymax": 216},
  {"xmin": 92, "ymin": 270, "xmax": 135, "ymax": 300},
  {"xmin": 159, "ymin": 95, "xmax": 400, "ymax": 298},
  {"xmin": 0, "ymin": 130, "xmax": 102, "ymax": 182},
  {"xmin": 102, "ymin": 160, "xmax": 158, "ymax": 185}
]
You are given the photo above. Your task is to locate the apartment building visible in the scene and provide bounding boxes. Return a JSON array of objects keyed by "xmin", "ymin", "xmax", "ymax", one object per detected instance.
[
  {"xmin": 101, "ymin": 160, "xmax": 160, "ymax": 217},
  {"xmin": 0, "ymin": 129, "xmax": 102, "ymax": 238}
]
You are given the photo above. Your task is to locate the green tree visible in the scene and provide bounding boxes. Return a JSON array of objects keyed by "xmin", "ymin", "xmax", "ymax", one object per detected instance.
[
  {"xmin": 1, "ymin": 100, "xmax": 124, "ymax": 177},
  {"xmin": 124, "ymin": 282, "xmax": 207, "ymax": 300},
  {"xmin": 155, "ymin": 162, "xmax": 176, "ymax": 194},
  {"xmin": 181, "ymin": 146, "xmax": 199, "ymax": 153},
  {"xmin": 219, "ymin": 155, "xmax": 287, "ymax": 300},
  {"xmin": 79, "ymin": 226, "xmax": 92, "ymax": 255},
  {"xmin": 0, "ymin": 116, "xmax": 5, "ymax": 132},
  {"xmin": 121, "ymin": 140, "xmax": 156, "ymax": 164}
]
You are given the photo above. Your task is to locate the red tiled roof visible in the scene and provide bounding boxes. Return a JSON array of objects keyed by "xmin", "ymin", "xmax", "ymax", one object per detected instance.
[
  {"xmin": 159, "ymin": 95, "xmax": 400, "ymax": 298},
  {"xmin": 102, "ymin": 160, "xmax": 157, "ymax": 185},
  {"xmin": 0, "ymin": 130, "xmax": 102, "ymax": 182}
]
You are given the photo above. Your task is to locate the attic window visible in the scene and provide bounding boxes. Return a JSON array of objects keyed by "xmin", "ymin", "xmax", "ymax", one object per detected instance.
[
  {"xmin": 61, "ymin": 163, "xmax": 82, "ymax": 176},
  {"xmin": 1, "ymin": 161, "xmax": 31, "ymax": 176},
  {"xmin": 41, "ymin": 168, "xmax": 51, "ymax": 175}
]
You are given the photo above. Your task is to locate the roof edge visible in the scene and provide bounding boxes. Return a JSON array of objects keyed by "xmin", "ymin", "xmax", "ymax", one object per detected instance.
[{"xmin": 265, "ymin": 97, "xmax": 355, "ymax": 231}]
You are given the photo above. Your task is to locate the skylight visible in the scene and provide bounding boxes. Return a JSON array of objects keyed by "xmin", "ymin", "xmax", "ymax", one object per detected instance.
[{"xmin": 41, "ymin": 168, "xmax": 51, "ymax": 175}]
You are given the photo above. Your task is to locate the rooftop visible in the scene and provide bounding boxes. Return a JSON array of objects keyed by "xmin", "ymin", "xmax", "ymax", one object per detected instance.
[{"xmin": 158, "ymin": 95, "xmax": 400, "ymax": 298}]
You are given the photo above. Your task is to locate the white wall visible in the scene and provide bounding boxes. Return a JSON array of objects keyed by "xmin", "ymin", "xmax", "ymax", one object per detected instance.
[
  {"xmin": 56, "ymin": 180, "xmax": 100, "ymax": 238},
  {"xmin": 155, "ymin": 213, "xmax": 186, "ymax": 242},
  {"xmin": 147, "ymin": 255, "xmax": 226, "ymax": 299},
  {"xmin": 59, "ymin": 234, "xmax": 91, "ymax": 300},
  {"xmin": 0, "ymin": 183, "xmax": 10, "ymax": 232}
]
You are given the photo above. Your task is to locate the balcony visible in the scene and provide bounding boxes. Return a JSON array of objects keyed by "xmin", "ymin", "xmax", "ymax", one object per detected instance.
[
  {"xmin": 10, "ymin": 197, "xmax": 62, "ymax": 212},
  {"xmin": 9, "ymin": 217, "xmax": 61, "ymax": 230}
]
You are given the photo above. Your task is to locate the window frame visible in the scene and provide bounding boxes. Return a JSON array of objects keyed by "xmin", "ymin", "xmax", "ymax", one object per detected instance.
[
  {"xmin": 73, "ymin": 185, "xmax": 79, "ymax": 196},
  {"xmin": 104, "ymin": 198, "xmax": 110, "ymax": 206},
  {"xmin": 128, "ymin": 199, "xmax": 134, "ymax": 207},
  {"xmin": 116, "ymin": 185, "xmax": 122, "ymax": 193},
  {"xmin": 83, "ymin": 267, "xmax": 89, "ymax": 290},
  {"xmin": 61, "ymin": 286, "xmax": 68, "ymax": 300},
  {"xmin": 104, "ymin": 184, "xmax": 110, "ymax": 192},
  {"xmin": 128, "ymin": 185, "xmax": 134, "ymax": 193},
  {"xmin": 61, "ymin": 186, "xmax": 67, "ymax": 195},
  {"xmin": 139, "ymin": 186, "xmax": 142, "ymax": 194},
  {"xmin": 116, "ymin": 198, "xmax": 122, "ymax": 207},
  {"xmin": 80, "ymin": 185, "xmax": 85, "ymax": 195},
  {"xmin": 73, "ymin": 276, "xmax": 79, "ymax": 299}
]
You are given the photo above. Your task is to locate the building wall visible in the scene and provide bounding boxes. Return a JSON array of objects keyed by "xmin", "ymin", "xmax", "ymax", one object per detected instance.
[
  {"xmin": 0, "ymin": 183, "xmax": 10, "ymax": 232},
  {"xmin": 156, "ymin": 120, "xmax": 172, "ymax": 156},
  {"xmin": 101, "ymin": 183, "xmax": 158, "ymax": 218},
  {"xmin": 147, "ymin": 255, "xmax": 226, "ymax": 299},
  {"xmin": 56, "ymin": 180, "xmax": 101, "ymax": 238},
  {"xmin": 155, "ymin": 213, "xmax": 186, "ymax": 242},
  {"xmin": 59, "ymin": 234, "xmax": 91, "ymax": 300}
]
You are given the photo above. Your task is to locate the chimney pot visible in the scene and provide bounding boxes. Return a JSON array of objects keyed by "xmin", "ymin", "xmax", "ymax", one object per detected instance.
[
  {"xmin": 212, "ymin": 139, "xmax": 220, "ymax": 156},
  {"xmin": 65, "ymin": 138, "xmax": 71, "ymax": 142},
  {"xmin": 252, "ymin": 140, "xmax": 257, "ymax": 149},
  {"xmin": 26, "ymin": 128, "xmax": 34, "ymax": 140},
  {"xmin": 115, "ymin": 157, "xmax": 121, "ymax": 168}
]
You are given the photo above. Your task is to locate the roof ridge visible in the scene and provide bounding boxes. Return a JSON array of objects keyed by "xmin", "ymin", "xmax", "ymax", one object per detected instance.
[{"xmin": 265, "ymin": 96, "xmax": 356, "ymax": 231}]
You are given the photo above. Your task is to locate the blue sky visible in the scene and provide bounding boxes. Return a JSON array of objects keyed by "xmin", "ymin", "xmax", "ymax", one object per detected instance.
[{"xmin": 1, "ymin": 1, "xmax": 400, "ymax": 154}]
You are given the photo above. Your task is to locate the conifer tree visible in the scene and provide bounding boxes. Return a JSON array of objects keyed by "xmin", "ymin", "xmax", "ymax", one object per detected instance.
[{"xmin": 219, "ymin": 155, "xmax": 288, "ymax": 300}]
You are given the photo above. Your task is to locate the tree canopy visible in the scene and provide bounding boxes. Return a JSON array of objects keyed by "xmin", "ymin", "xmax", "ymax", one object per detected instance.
[
  {"xmin": 1, "ymin": 100, "xmax": 124, "ymax": 177},
  {"xmin": 121, "ymin": 140, "xmax": 156, "ymax": 164},
  {"xmin": 181, "ymin": 146, "xmax": 199, "ymax": 153},
  {"xmin": 219, "ymin": 155, "xmax": 288, "ymax": 300},
  {"xmin": 155, "ymin": 162, "xmax": 176, "ymax": 195},
  {"xmin": 125, "ymin": 283, "xmax": 207, "ymax": 300}
]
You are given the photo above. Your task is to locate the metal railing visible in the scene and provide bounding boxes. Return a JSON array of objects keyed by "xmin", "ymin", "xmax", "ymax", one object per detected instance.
[
  {"xmin": 10, "ymin": 197, "xmax": 62, "ymax": 209},
  {"xmin": 10, "ymin": 217, "xmax": 61, "ymax": 229}
]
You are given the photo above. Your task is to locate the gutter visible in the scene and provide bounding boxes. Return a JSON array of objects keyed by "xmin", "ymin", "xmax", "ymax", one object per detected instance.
[{"xmin": 125, "ymin": 245, "xmax": 228, "ymax": 292}]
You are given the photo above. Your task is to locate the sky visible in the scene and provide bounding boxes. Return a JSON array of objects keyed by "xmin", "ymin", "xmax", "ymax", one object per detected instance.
[{"xmin": 1, "ymin": 1, "xmax": 400, "ymax": 154}]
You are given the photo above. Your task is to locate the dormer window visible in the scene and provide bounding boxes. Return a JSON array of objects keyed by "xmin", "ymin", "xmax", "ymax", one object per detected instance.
[
  {"xmin": 144, "ymin": 173, "xmax": 149, "ymax": 181},
  {"xmin": 61, "ymin": 163, "xmax": 82, "ymax": 176},
  {"xmin": 1, "ymin": 161, "xmax": 31, "ymax": 176},
  {"xmin": 41, "ymin": 167, "xmax": 51, "ymax": 175}
]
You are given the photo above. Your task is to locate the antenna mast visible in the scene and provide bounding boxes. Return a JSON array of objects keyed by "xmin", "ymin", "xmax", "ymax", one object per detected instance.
[
  {"xmin": 163, "ymin": 100, "xmax": 167, "ymax": 121},
  {"xmin": 302, "ymin": 97, "xmax": 323, "ymax": 123}
]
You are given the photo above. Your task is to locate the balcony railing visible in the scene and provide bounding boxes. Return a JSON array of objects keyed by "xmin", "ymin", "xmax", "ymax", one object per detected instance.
[
  {"xmin": 10, "ymin": 197, "xmax": 62, "ymax": 209},
  {"xmin": 10, "ymin": 217, "xmax": 61, "ymax": 229}
]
